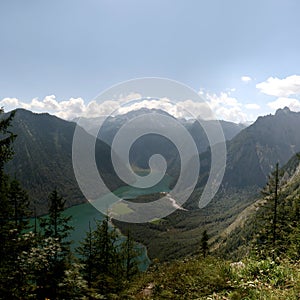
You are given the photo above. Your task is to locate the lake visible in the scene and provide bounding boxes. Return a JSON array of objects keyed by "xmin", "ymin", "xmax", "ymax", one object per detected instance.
[{"xmin": 37, "ymin": 173, "xmax": 172, "ymax": 271}]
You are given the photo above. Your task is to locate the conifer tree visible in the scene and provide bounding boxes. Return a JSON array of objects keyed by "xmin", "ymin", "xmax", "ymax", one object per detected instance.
[
  {"xmin": 37, "ymin": 190, "xmax": 73, "ymax": 299},
  {"xmin": 120, "ymin": 230, "xmax": 141, "ymax": 281},
  {"xmin": 77, "ymin": 216, "xmax": 124, "ymax": 297},
  {"xmin": 8, "ymin": 178, "xmax": 30, "ymax": 229},
  {"xmin": 76, "ymin": 221, "xmax": 94, "ymax": 290},
  {"xmin": 0, "ymin": 108, "xmax": 16, "ymax": 264},
  {"xmin": 0, "ymin": 108, "xmax": 34, "ymax": 299},
  {"xmin": 200, "ymin": 230, "xmax": 209, "ymax": 258},
  {"xmin": 255, "ymin": 163, "xmax": 286, "ymax": 258}
]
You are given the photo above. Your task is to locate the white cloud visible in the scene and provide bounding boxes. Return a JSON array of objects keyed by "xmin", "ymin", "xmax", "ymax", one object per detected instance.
[
  {"xmin": 244, "ymin": 103, "xmax": 260, "ymax": 110},
  {"xmin": 117, "ymin": 99, "xmax": 173, "ymax": 115},
  {"xmin": 0, "ymin": 95, "xmax": 86, "ymax": 120},
  {"xmin": 241, "ymin": 76, "xmax": 252, "ymax": 83},
  {"xmin": 267, "ymin": 97, "xmax": 300, "ymax": 111},
  {"xmin": 0, "ymin": 91, "xmax": 251, "ymax": 123},
  {"xmin": 256, "ymin": 75, "xmax": 300, "ymax": 97},
  {"xmin": 0, "ymin": 94, "xmax": 141, "ymax": 120},
  {"xmin": 256, "ymin": 74, "xmax": 300, "ymax": 113},
  {"xmin": 0, "ymin": 97, "xmax": 19, "ymax": 108},
  {"xmin": 176, "ymin": 100, "xmax": 214, "ymax": 119},
  {"xmin": 202, "ymin": 92, "xmax": 247, "ymax": 123}
]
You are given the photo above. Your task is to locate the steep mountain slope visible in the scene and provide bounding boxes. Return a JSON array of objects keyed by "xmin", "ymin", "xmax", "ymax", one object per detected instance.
[
  {"xmin": 223, "ymin": 107, "xmax": 300, "ymax": 188},
  {"xmin": 186, "ymin": 119, "xmax": 246, "ymax": 153},
  {"xmin": 214, "ymin": 152, "xmax": 300, "ymax": 259},
  {"xmin": 5, "ymin": 109, "xmax": 123, "ymax": 214}
]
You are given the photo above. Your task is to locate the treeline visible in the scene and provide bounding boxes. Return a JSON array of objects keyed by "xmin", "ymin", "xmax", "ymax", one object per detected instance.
[{"xmin": 0, "ymin": 109, "xmax": 142, "ymax": 299}]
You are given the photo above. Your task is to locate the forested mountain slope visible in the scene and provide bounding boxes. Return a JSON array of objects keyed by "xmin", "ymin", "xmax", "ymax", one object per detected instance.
[
  {"xmin": 4, "ymin": 109, "xmax": 123, "ymax": 214},
  {"xmin": 214, "ymin": 153, "xmax": 300, "ymax": 259}
]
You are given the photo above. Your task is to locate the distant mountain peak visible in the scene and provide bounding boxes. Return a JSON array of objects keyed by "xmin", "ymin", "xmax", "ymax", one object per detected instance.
[
  {"xmin": 275, "ymin": 106, "xmax": 292, "ymax": 116},
  {"xmin": 114, "ymin": 107, "xmax": 175, "ymax": 119}
]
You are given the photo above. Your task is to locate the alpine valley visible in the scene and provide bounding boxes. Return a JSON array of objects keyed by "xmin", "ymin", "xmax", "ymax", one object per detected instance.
[
  {"xmin": 3, "ymin": 105, "xmax": 300, "ymax": 298},
  {"xmin": 3, "ymin": 106, "xmax": 300, "ymax": 261}
]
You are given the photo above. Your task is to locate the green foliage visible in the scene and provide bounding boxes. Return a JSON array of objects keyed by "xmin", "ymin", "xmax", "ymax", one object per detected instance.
[
  {"xmin": 58, "ymin": 263, "xmax": 94, "ymax": 300},
  {"xmin": 200, "ymin": 230, "xmax": 209, "ymax": 258},
  {"xmin": 114, "ymin": 186, "xmax": 258, "ymax": 262},
  {"xmin": 215, "ymin": 154, "xmax": 300, "ymax": 263},
  {"xmin": 77, "ymin": 217, "xmax": 123, "ymax": 296},
  {"xmin": 77, "ymin": 218, "xmax": 142, "ymax": 298},
  {"xmin": 254, "ymin": 163, "xmax": 284, "ymax": 258},
  {"xmin": 121, "ymin": 231, "xmax": 141, "ymax": 281},
  {"xmin": 124, "ymin": 256, "xmax": 233, "ymax": 299},
  {"xmin": 0, "ymin": 108, "xmax": 35, "ymax": 299},
  {"xmin": 252, "ymin": 155, "xmax": 300, "ymax": 262},
  {"xmin": 37, "ymin": 190, "xmax": 74, "ymax": 299},
  {"xmin": 123, "ymin": 256, "xmax": 300, "ymax": 299},
  {"xmin": 0, "ymin": 108, "xmax": 16, "ymax": 170}
]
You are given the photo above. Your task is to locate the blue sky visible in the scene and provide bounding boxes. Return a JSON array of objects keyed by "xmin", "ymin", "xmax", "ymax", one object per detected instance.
[{"xmin": 1, "ymin": 0, "xmax": 300, "ymax": 122}]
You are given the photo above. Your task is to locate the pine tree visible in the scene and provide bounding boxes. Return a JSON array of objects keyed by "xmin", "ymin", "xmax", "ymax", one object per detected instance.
[
  {"xmin": 76, "ymin": 221, "xmax": 94, "ymax": 291},
  {"xmin": 255, "ymin": 163, "xmax": 286, "ymax": 258},
  {"xmin": 37, "ymin": 190, "xmax": 73, "ymax": 299},
  {"xmin": 120, "ymin": 230, "xmax": 141, "ymax": 281},
  {"xmin": 0, "ymin": 108, "xmax": 16, "ymax": 172},
  {"xmin": 0, "ymin": 109, "xmax": 34, "ymax": 299},
  {"xmin": 200, "ymin": 230, "xmax": 209, "ymax": 258},
  {"xmin": 0, "ymin": 108, "xmax": 16, "ymax": 265},
  {"xmin": 8, "ymin": 178, "xmax": 30, "ymax": 230},
  {"xmin": 77, "ymin": 216, "xmax": 124, "ymax": 297},
  {"xmin": 58, "ymin": 263, "xmax": 90, "ymax": 299}
]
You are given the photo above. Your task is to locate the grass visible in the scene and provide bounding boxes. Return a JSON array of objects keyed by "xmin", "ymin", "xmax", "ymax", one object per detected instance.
[
  {"xmin": 150, "ymin": 218, "xmax": 166, "ymax": 225},
  {"xmin": 111, "ymin": 202, "xmax": 134, "ymax": 215},
  {"xmin": 120, "ymin": 256, "xmax": 300, "ymax": 299}
]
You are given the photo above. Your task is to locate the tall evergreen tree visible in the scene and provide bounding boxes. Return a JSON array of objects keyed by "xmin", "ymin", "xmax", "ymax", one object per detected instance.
[
  {"xmin": 120, "ymin": 230, "xmax": 141, "ymax": 281},
  {"xmin": 255, "ymin": 163, "xmax": 287, "ymax": 258},
  {"xmin": 0, "ymin": 108, "xmax": 34, "ymax": 299},
  {"xmin": 8, "ymin": 178, "xmax": 30, "ymax": 229},
  {"xmin": 0, "ymin": 108, "xmax": 16, "ymax": 264},
  {"xmin": 0, "ymin": 108, "xmax": 16, "ymax": 172},
  {"xmin": 37, "ymin": 190, "xmax": 73, "ymax": 299},
  {"xmin": 77, "ymin": 216, "xmax": 124, "ymax": 297},
  {"xmin": 76, "ymin": 221, "xmax": 94, "ymax": 291},
  {"xmin": 200, "ymin": 230, "xmax": 209, "ymax": 258}
]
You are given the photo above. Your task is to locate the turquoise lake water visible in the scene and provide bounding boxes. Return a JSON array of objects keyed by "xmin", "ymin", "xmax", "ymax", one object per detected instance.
[{"xmin": 35, "ymin": 173, "xmax": 172, "ymax": 271}]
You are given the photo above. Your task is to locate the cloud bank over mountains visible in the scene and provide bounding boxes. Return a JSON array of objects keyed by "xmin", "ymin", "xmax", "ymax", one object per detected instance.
[
  {"xmin": 0, "ymin": 92, "xmax": 253, "ymax": 123},
  {"xmin": 1, "ymin": 75, "xmax": 300, "ymax": 123}
]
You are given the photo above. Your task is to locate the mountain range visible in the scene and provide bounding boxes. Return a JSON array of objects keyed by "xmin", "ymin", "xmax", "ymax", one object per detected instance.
[
  {"xmin": 4, "ymin": 108, "xmax": 245, "ymax": 215},
  {"xmin": 3, "ymin": 106, "xmax": 300, "ymax": 261},
  {"xmin": 113, "ymin": 107, "xmax": 300, "ymax": 260},
  {"xmin": 76, "ymin": 108, "xmax": 246, "ymax": 153}
]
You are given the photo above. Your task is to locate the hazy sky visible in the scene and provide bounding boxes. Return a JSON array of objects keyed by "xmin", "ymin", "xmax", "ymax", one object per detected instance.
[{"xmin": 1, "ymin": 0, "xmax": 300, "ymax": 122}]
